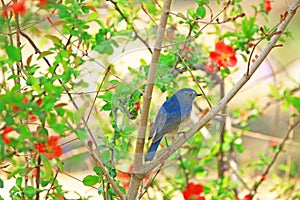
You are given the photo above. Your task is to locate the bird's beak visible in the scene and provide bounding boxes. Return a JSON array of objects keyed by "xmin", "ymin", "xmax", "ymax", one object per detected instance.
[{"xmin": 196, "ymin": 93, "xmax": 202, "ymax": 97}]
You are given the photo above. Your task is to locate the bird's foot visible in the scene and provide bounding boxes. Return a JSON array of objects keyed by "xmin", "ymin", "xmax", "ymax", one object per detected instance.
[{"xmin": 177, "ymin": 131, "xmax": 187, "ymax": 139}]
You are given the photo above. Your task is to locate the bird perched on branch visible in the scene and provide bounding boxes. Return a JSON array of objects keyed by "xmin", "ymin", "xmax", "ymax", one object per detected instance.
[{"xmin": 145, "ymin": 88, "xmax": 201, "ymax": 161}]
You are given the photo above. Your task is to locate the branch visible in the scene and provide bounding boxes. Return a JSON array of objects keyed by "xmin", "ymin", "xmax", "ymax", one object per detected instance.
[
  {"xmin": 127, "ymin": 0, "xmax": 173, "ymax": 199},
  {"xmin": 144, "ymin": 0, "xmax": 300, "ymax": 173},
  {"xmin": 107, "ymin": 0, "xmax": 153, "ymax": 54},
  {"xmin": 89, "ymin": 149, "xmax": 126, "ymax": 200}
]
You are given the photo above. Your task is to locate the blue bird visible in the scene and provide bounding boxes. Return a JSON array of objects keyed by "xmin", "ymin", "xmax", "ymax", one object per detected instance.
[{"xmin": 145, "ymin": 88, "xmax": 201, "ymax": 161}]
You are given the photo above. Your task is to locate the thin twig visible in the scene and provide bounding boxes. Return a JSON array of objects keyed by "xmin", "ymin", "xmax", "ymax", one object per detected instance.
[
  {"xmin": 60, "ymin": 171, "xmax": 98, "ymax": 190},
  {"xmin": 161, "ymin": 0, "xmax": 230, "ymax": 50},
  {"xmin": 85, "ymin": 66, "xmax": 111, "ymax": 125},
  {"xmin": 107, "ymin": 0, "xmax": 153, "ymax": 54},
  {"xmin": 172, "ymin": 22, "xmax": 196, "ymax": 71},
  {"xmin": 44, "ymin": 169, "xmax": 59, "ymax": 200},
  {"xmin": 89, "ymin": 149, "xmax": 126, "ymax": 200},
  {"xmin": 251, "ymin": 120, "xmax": 300, "ymax": 197}
]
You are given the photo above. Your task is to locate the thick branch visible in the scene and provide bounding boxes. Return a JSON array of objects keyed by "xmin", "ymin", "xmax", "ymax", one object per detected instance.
[
  {"xmin": 127, "ymin": 0, "xmax": 172, "ymax": 199},
  {"xmin": 144, "ymin": 0, "xmax": 300, "ymax": 173}
]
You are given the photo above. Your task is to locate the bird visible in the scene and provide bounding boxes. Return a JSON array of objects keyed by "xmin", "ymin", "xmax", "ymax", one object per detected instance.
[{"xmin": 145, "ymin": 88, "xmax": 201, "ymax": 162}]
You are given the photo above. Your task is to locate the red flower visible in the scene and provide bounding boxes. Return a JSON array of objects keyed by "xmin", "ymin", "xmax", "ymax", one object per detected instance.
[
  {"xmin": 2, "ymin": 126, "xmax": 14, "ymax": 144},
  {"xmin": 12, "ymin": 104, "xmax": 21, "ymax": 113},
  {"xmin": 260, "ymin": 174, "xmax": 267, "ymax": 180},
  {"xmin": 1, "ymin": 8, "xmax": 9, "ymax": 18},
  {"xmin": 36, "ymin": 98, "xmax": 43, "ymax": 106},
  {"xmin": 205, "ymin": 62, "xmax": 215, "ymax": 73},
  {"xmin": 243, "ymin": 194, "xmax": 252, "ymax": 200},
  {"xmin": 22, "ymin": 96, "xmax": 29, "ymax": 104},
  {"xmin": 10, "ymin": 0, "xmax": 26, "ymax": 15},
  {"xmin": 134, "ymin": 101, "xmax": 140, "ymax": 112},
  {"xmin": 183, "ymin": 183, "xmax": 205, "ymax": 200},
  {"xmin": 29, "ymin": 114, "xmax": 38, "ymax": 122},
  {"xmin": 210, "ymin": 41, "xmax": 237, "ymax": 69},
  {"xmin": 38, "ymin": 0, "xmax": 47, "ymax": 6},
  {"xmin": 264, "ymin": 0, "xmax": 272, "ymax": 12},
  {"xmin": 35, "ymin": 136, "xmax": 62, "ymax": 160}
]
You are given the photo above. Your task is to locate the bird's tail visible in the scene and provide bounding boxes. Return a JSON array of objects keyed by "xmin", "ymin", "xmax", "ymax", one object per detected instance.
[{"xmin": 145, "ymin": 138, "xmax": 162, "ymax": 162}]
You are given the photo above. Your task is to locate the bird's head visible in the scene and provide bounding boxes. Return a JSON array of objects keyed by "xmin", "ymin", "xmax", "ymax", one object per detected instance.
[{"xmin": 175, "ymin": 88, "xmax": 202, "ymax": 106}]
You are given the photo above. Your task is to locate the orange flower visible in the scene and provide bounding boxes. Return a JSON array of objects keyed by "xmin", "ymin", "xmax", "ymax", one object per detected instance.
[
  {"xmin": 22, "ymin": 96, "xmax": 29, "ymax": 104},
  {"xmin": 10, "ymin": 0, "xmax": 26, "ymax": 15},
  {"xmin": 35, "ymin": 136, "xmax": 62, "ymax": 160},
  {"xmin": 264, "ymin": 0, "xmax": 271, "ymax": 12},
  {"xmin": 210, "ymin": 41, "xmax": 237, "ymax": 69},
  {"xmin": 269, "ymin": 140, "xmax": 277, "ymax": 147},
  {"xmin": 260, "ymin": 174, "xmax": 267, "ymax": 180},
  {"xmin": 116, "ymin": 165, "xmax": 133, "ymax": 189},
  {"xmin": 183, "ymin": 183, "xmax": 205, "ymax": 200},
  {"xmin": 117, "ymin": 164, "xmax": 150, "ymax": 189},
  {"xmin": 1, "ymin": 126, "xmax": 13, "ymax": 145}
]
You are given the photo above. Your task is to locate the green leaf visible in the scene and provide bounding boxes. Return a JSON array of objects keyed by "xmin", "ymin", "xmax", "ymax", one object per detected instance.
[
  {"xmin": 123, "ymin": 125, "xmax": 135, "ymax": 135},
  {"xmin": 16, "ymin": 177, "xmax": 22, "ymax": 188},
  {"xmin": 73, "ymin": 104, "xmax": 88, "ymax": 124},
  {"xmin": 19, "ymin": 126, "xmax": 31, "ymax": 141},
  {"xmin": 101, "ymin": 150, "xmax": 110, "ymax": 164},
  {"xmin": 196, "ymin": 6, "xmax": 206, "ymax": 18},
  {"xmin": 222, "ymin": 142, "xmax": 231, "ymax": 152},
  {"xmin": 55, "ymin": 158, "xmax": 64, "ymax": 172},
  {"xmin": 50, "ymin": 123, "xmax": 69, "ymax": 133},
  {"xmin": 8, "ymin": 167, "xmax": 22, "ymax": 179},
  {"xmin": 7, "ymin": 74, "xmax": 22, "ymax": 80},
  {"xmin": 234, "ymin": 143, "xmax": 244, "ymax": 153},
  {"xmin": 220, "ymin": 67, "xmax": 230, "ymax": 78},
  {"xmin": 23, "ymin": 186, "xmax": 36, "ymax": 198},
  {"xmin": 37, "ymin": 51, "xmax": 53, "ymax": 60},
  {"xmin": 187, "ymin": 8, "xmax": 195, "ymax": 18},
  {"xmin": 0, "ymin": 179, "xmax": 3, "ymax": 188},
  {"xmin": 93, "ymin": 166, "xmax": 103, "ymax": 176},
  {"xmin": 87, "ymin": 12, "xmax": 99, "ymax": 22},
  {"xmin": 75, "ymin": 128, "xmax": 88, "ymax": 141},
  {"xmin": 45, "ymin": 34, "xmax": 62, "ymax": 46},
  {"xmin": 286, "ymin": 96, "xmax": 300, "ymax": 113},
  {"xmin": 94, "ymin": 40, "xmax": 114, "ymax": 55},
  {"xmin": 5, "ymin": 46, "xmax": 21, "ymax": 62},
  {"xmin": 83, "ymin": 175, "xmax": 100, "ymax": 186},
  {"xmin": 43, "ymin": 158, "xmax": 53, "ymax": 180}
]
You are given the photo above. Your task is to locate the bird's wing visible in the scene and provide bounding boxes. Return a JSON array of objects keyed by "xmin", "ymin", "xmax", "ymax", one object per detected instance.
[
  {"xmin": 148, "ymin": 107, "xmax": 168, "ymax": 140},
  {"xmin": 152, "ymin": 104, "xmax": 183, "ymax": 143}
]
